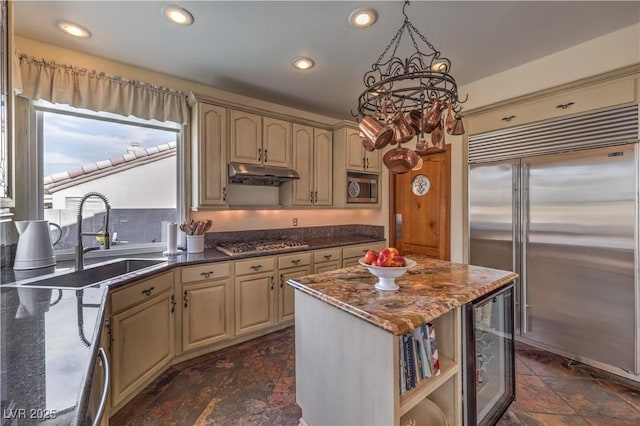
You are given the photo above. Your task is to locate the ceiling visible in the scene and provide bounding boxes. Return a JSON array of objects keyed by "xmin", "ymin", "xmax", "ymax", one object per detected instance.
[{"xmin": 14, "ymin": 1, "xmax": 640, "ymax": 120}]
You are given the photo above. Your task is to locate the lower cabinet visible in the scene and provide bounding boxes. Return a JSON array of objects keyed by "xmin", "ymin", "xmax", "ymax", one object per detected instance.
[
  {"xmin": 342, "ymin": 241, "xmax": 386, "ymax": 268},
  {"xmin": 180, "ymin": 262, "xmax": 233, "ymax": 353},
  {"xmin": 313, "ymin": 247, "xmax": 342, "ymax": 273},
  {"xmin": 109, "ymin": 271, "xmax": 175, "ymax": 409},
  {"xmin": 278, "ymin": 252, "xmax": 312, "ymax": 323},
  {"xmin": 235, "ymin": 257, "xmax": 277, "ymax": 336}
]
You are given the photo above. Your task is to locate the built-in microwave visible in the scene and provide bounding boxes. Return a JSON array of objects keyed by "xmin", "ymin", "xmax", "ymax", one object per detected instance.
[{"xmin": 346, "ymin": 172, "xmax": 378, "ymax": 204}]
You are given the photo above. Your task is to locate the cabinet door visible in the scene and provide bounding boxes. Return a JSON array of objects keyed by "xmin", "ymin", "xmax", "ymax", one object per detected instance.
[
  {"xmin": 196, "ymin": 103, "xmax": 227, "ymax": 206},
  {"xmin": 263, "ymin": 117, "xmax": 291, "ymax": 167},
  {"xmin": 365, "ymin": 149, "xmax": 382, "ymax": 173},
  {"xmin": 235, "ymin": 272, "xmax": 276, "ymax": 336},
  {"xmin": 292, "ymin": 124, "xmax": 314, "ymax": 206},
  {"xmin": 313, "ymin": 128, "xmax": 333, "ymax": 206},
  {"xmin": 346, "ymin": 128, "xmax": 366, "ymax": 171},
  {"xmin": 182, "ymin": 278, "xmax": 233, "ymax": 352},
  {"xmin": 230, "ymin": 110, "xmax": 262, "ymax": 164},
  {"xmin": 110, "ymin": 290, "xmax": 174, "ymax": 407},
  {"xmin": 279, "ymin": 265, "xmax": 311, "ymax": 322}
]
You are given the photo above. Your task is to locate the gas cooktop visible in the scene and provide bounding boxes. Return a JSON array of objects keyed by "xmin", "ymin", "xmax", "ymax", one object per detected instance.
[{"xmin": 216, "ymin": 239, "xmax": 309, "ymax": 256}]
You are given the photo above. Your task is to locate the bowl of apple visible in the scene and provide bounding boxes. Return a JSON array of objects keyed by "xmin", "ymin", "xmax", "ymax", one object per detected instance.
[{"xmin": 359, "ymin": 248, "xmax": 417, "ymax": 291}]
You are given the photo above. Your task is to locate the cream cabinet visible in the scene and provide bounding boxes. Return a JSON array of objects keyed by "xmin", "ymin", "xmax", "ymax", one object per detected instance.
[
  {"xmin": 234, "ymin": 256, "xmax": 277, "ymax": 336},
  {"xmin": 230, "ymin": 110, "xmax": 291, "ymax": 167},
  {"xmin": 466, "ymin": 74, "xmax": 638, "ymax": 135},
  {"xmin": 344, "ymin": 126, "xmax": 382, "ymax": 173},
  {"xmin": 190, "ymin": 101, "xmax": 227, "ymax": 209},
  {"xmin": 180, "ymin": 262, "xmax": 233, "ymax": 353},
  {"xmin": 313, "ymin": 247, "xmax": 342, "ymax": 273},
  {"xmin": 291, "ymin": 124, "xmax": 333, "ymax": 206},
  {"xmin": 342, "ymin": 241, "xmax": 386, "ymax": 268},
  {"xmin": 277, "ymin": 252, "xmax": 312, "ymax": 323},
  {"xmin": 109, "ymin": 271, "xmax": 175, "ymax": 409},
  {"xmin": 332, "ymin": 123, "xmax": 382, "ymax": 208}
]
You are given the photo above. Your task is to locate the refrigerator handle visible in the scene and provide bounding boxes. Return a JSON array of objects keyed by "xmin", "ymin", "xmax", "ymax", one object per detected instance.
[
  {"xmin": 521, "ymin": 162, "xmax": 531, "ymax": 333},
  {"xmin": 512, "ymin": 164, "xmax": 520, "ymax": 318}
]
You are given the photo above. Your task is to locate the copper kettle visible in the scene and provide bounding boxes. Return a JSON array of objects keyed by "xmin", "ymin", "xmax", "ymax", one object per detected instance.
[{"xmin": 424, "ymin": 100, "xmax": 446, "ymax": 133}]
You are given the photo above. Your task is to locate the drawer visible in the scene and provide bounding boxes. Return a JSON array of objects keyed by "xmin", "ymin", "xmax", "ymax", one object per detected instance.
[
  {"xmin": 313, "ymin": 247, "xmax": 342, "ymax": 264},
  {"xmin": 278, "ymin": 252, "xmax": 312, "ymax": 269},
  {"xmin": 181, "ymin": 262, "xmax": 230, "ymax": 283},
  {"xmin": 342, "ymin": 241, "xmax": 386, "ymax": 259},
  {"xmin": 111, "ymin": 271, "xmax": 174, "ymax": 313},
  {"xmin": 235, "ymin": 256, "xmax": 275, "ymax": 276}
]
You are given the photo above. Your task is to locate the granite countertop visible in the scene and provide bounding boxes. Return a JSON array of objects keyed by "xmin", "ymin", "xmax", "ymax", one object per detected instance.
[
  {"xmin": 287, "ymin": 255, "xmax": 518, "ymax": 335},
  {"xmin": 0, "ymin": 233, "xmax": 385, "ymax": 425}
]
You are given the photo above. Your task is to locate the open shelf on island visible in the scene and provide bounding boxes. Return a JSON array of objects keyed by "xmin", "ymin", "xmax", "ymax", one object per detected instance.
[{"xmin": 399, "ymin": 355, "xmax": 458, "ymax": 417}]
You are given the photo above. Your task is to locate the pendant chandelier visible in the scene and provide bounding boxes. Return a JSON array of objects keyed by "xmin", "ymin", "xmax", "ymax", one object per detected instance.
[{"xmin": 354, "ymin": 0, "xmax": 467, "ymax": 174}]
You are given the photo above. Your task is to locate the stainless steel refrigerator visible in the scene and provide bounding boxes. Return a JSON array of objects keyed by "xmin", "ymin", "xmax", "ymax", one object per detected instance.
[{"xmin": 468, "ymin": 105, "xmax": 639, "ymax": 378}]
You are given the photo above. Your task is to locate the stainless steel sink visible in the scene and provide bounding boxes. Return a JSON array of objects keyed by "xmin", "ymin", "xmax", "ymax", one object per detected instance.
[{"xmin": 13, "ymin": 258, "xmax": 166, "ymax": 290}]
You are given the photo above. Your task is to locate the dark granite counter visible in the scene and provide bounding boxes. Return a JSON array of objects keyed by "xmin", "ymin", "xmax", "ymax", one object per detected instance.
[
  {"xmin": 288, "ymin": 255, "xmax": 518, "ymax": 335},
  {"xmin": 0, "ymin": 230, "xmax": 385, "ymax": 425}
]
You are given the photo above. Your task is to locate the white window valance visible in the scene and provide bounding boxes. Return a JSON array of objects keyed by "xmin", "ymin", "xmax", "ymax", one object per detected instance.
[{"xmin": 15, "ymin": 53, "xmax": 189, "ymax": 124}]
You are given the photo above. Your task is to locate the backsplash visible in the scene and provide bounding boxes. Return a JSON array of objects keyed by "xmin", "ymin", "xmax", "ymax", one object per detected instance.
[{"xmin": 203, "ymin": 224, "xmax": 384, "ymax": 248}]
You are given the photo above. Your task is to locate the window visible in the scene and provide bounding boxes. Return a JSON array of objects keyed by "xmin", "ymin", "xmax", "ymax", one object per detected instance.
[{"xmin": 36, "ymin": 101, "xmax": 181, "ymax": 253}]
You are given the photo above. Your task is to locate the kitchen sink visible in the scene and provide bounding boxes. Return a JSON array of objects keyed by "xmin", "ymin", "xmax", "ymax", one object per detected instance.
[{"xmin": 13, "ymin": 258, "xmax": 166, "ymax": 290}]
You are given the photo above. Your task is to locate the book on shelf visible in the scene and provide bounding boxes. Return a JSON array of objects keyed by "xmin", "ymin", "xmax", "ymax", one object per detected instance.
[{"xmin": 399, "ymin": 322, "xmax": 441, "ymax": 394}]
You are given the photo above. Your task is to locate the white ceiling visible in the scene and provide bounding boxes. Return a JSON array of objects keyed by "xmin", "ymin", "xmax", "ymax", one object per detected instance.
[{"xmin": 14, "ymin": 1, "xmax": 640, "ymax": 120}]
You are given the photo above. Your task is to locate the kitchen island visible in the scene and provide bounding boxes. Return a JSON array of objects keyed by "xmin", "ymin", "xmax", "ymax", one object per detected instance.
[{"xmin": 288, "ymin": 255, "xmax": 517, "ymax": 426}]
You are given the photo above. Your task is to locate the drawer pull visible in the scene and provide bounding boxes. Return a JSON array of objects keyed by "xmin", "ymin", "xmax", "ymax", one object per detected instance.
[
  {"xmin": 291, "ymin": 259, "xmax": 301, "ymax": 265},
  {"xmin": 183, "ymin": 290, "xmax": 189, "ymax": 308},
  {"xmin": 280, "ymin": 274, "xmax": 284, "ymax": 288},
  {"xmin": 270, "ymin": 276, "xmax": 274, "ymax": 290},
  {"xmin": 556, "ymin": 102, "xmax": 575, "ymax": 110},
  {"xmin": 501, "ymin": 115, "xmax": 516, "ymax": 122},
  {"xmin": 200, "ymin": 271, "xmax": 214, "ymax": 278},
  {"xmin": 362, "ymin": 249, "xmax": 368, "ymax": 253},
  {"xmin": 171, "ymin": 295, "xmax": 176, "ymax": 313},
  {"xmin": 141, "ymin": 287, "xmax": 155, "ymax": 297},
  {"xmin": 251, "ymin": 265, "xmax": 262, "ymax": 271},
  {"xmin": 324, "ymin": 254, "xmax": 332, "ymax": 260}
]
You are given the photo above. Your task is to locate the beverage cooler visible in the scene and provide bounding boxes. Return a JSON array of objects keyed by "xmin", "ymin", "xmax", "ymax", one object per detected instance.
[{"xmin": 462, "ymin": 282, "xmax": 515, "ymax": 426}]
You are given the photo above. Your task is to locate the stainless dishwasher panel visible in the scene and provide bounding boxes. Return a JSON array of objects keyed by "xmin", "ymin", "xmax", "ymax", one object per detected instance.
[{"xmin": 524, "ymin": 145, "xmax": 636, "ymax": 372}]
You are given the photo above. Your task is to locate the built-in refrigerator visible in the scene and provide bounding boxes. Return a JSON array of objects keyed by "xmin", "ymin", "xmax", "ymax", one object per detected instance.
[{"xmin": 468, "ymin": 104, "xmax": 639, "ymax": 379}]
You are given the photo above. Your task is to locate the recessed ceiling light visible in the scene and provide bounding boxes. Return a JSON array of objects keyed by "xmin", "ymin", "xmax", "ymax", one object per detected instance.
[
  {"xmin": 56, "ymin": 21, "xmax": 91, "ymax": 38},
  {"xmin": 349, "ymin": 7, "xmax": 378, "ymax": 28},
  {"xmin": 292, "ymin": 57, "xmax": 315, "ymax": 71},
  {"xmin": 163, "ymin": 5, "xmax": 194, "ymax": 25}
]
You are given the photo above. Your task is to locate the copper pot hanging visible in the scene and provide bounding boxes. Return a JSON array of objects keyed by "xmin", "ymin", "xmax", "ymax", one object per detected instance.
[
  {"xmin": 450, "ymin": 116, "xmax": 466, "ymax": 135},
  {"xmin": 383, "ymin": 147, "xmax": 419, "ymax": 174},
  {"xmin": 362, "ymin": 138, "xmax": 376, "ymax": 152},
  {"xmin": 445, "ymin": 102, "xmax": 456, "ymax": 134},
  {"xmin": 358, "ymin": 115, "xmax": 394, "ymax": 150},
  {"xmin": 424, "ymin": 100, "xmax": 446, "ymax": 133},
  {"xmin": 407, "ymin": 110, "xmax": 423, "ymax": 134}
]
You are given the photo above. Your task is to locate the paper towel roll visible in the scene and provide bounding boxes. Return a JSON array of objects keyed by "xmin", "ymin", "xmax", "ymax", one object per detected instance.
[{"xmin": 164, "ymin": 222, "xmax": 180, "ymax": 256}]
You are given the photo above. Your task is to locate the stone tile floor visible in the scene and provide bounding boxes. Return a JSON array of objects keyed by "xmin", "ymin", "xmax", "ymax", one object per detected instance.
[{"xmin": 112, "ymin": 326, "xmax": 640, "ymax": 425}]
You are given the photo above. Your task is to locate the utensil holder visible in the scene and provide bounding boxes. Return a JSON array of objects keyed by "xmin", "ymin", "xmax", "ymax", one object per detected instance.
[{"xmin": 186, "ymin": 235, "xmax": 204, "ymax": 253}]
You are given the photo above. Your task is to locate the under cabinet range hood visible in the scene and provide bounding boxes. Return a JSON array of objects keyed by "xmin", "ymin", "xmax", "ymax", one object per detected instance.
[{"xmin": 228, "ymin": 162, "xmax": 300, "ymax": 186}]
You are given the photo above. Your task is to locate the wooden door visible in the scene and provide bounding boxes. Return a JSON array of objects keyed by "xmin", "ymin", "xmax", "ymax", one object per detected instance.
[
  {"xmin": 263, "ymin": 116, "xmax": 291, "ymax": 167},
  {"xmin": 391, "ymin": 146, "xmax": 451, "ymax": 260},
  {"xmin": 230, "ymin": 110, "xmax": 262, "ymax": 164},
  {"xmin": 235, "ymin": 272, "xmax": 275, "ymax": 336},
  {"xmin": 182, "ymin": 278, "xmax": 233, "ymax": 352},
  {"xmin": 313, "ymin": 128, "xmax": 333, "ymax": 206},
  {"xmin": 292, "ymin": 124, "xmax": 314, "ymax": 206}
]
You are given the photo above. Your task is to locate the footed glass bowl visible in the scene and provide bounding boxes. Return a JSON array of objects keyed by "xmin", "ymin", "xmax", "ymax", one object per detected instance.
[{"xmin": 359, "ymin": 258, "xmax": 417, "ymax": 291}]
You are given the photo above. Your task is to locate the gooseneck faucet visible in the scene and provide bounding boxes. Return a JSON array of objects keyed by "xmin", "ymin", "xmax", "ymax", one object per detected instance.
[{"xmin": 75, "ymin": 192, "xmax": 111, "ymax": 271}]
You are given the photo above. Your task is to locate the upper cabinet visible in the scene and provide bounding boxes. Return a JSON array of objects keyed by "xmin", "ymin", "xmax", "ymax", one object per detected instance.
[
  {"xmin": 230, "ymin": 110, "xmax": 291, "ymax": 168},
  {"xmin": 466, "ymin": 73, "xmax": 639, "ymax": 136},
  {"xmin": 191, "ymin": 100, "xmax": 227, "ymax": 209},
  {"xmin": 344, "ymin": 127, "xmax": 381, "ymax": 173},
  {"xmin": 290, "ymin": 124, "xmax": 332, "ymax": 207}
]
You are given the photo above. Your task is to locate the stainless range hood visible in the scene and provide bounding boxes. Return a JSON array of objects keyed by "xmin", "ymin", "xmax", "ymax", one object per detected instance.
[{"xmin": 228, "ymin": 162, "xmax": 300, "ymax": 186}]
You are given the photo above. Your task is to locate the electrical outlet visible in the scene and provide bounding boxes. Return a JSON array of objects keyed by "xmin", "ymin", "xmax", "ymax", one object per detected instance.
[{"xmin": 292, "ymin": 218, "xmax": 298, "ymax": 227}]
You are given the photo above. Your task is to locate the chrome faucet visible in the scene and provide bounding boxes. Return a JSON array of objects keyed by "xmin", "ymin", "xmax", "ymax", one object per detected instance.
[{"xmin": 76, "ymin": 192, "xmax": 111, "ymax": 271}]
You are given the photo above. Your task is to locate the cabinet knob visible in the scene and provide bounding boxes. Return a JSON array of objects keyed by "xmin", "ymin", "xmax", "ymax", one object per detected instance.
[
  {"xmin": 251, "ymin": 264, "xmax": 262, "ymax": 271},
  {"xmin": 141, "ymin": 287, "xmax": 155, "ymax": 297}
]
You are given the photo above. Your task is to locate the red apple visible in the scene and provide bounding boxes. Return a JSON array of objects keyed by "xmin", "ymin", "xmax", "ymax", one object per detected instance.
[
  {"xmin": 363, "ymin": 250, "xmax": 378, "ymax": 265},
  {"xmin": 388, "ymin": 247, "xmax": 400, "ymax": 258},
  {"xmin": 377, "ymin": 248, "xmax": 393, "ymax": 267}
]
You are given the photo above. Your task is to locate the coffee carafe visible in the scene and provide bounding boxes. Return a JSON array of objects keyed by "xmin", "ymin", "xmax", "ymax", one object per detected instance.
[{"xmin": 13, "ymin": 220, "xmax": 62, "ymax": 270}]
